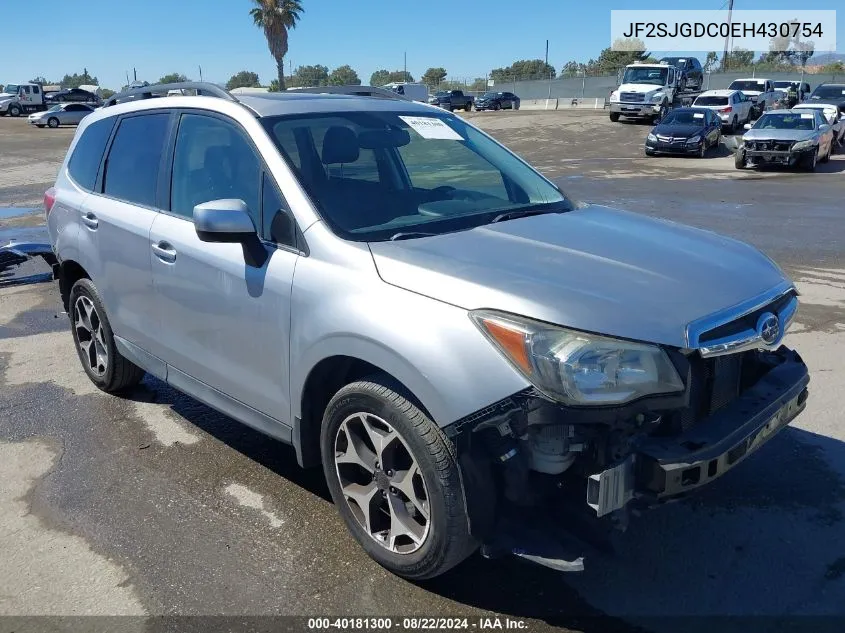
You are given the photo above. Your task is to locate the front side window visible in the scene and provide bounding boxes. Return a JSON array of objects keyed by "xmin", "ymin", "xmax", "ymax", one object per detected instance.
[
  {"xmin": 263, "ymin": 110, "xmax": 568, "ymax": 242},
  {"xmin": 103, "ymin": 113, "xmax": 170, "ymax": 207},
  {"xmin": 170, "ymin": 114, "xmax": 261, "ymax": 223},
  {"xmin": 67, "ymin": 117, "xmax": 115, "ymax": 190}
]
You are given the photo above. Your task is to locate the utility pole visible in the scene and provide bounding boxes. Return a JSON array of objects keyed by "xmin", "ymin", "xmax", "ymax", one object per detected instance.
[
  {"xmin": 133, "ymin": 68, "xmax": 137, "ymax": 82},
  {"xmin": 198, "ymin": 65, "xmax": 203, "ymax": 82},
  {"xmin": 404, "ymin": 51, "xmax": 407, "ymax": 79},
  {"xmin": 545, "ymin": 39, "xmax": 549, "ymax": 67},
  {"xmin": 721, "ymin": 0, "xmax": 734, "ymax": 71}
]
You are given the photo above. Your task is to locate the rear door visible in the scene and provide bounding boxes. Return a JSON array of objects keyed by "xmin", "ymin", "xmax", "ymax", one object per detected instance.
[
  {"xmin": 81, "ymin": 111, "xmax": 172, "ymax": 353},
  {"xmin": 148, "ymin": 111, "xmax": 298, "ymax": 421}
]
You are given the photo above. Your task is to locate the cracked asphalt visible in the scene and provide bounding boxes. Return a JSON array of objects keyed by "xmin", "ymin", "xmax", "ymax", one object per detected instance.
[{"xmin": 1, "ymin": 111, "xmax": 844, "ymax": 632}]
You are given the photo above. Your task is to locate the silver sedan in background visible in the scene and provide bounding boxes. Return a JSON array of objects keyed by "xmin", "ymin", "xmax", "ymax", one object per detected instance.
[{"xmin": 28, "ymin": 103, "xmax": 95, "ymax": 128}]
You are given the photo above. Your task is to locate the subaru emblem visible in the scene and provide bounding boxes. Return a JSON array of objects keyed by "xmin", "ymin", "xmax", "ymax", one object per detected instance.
[{"xmin": 757, "ymin": 312, "xmax": 780, "ymax": 345}]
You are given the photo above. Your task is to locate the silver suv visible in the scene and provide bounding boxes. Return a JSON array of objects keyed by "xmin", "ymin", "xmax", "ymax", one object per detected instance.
[{"xmin": 46, "ymin": 82, "xmax": 809, "ymax": 579}]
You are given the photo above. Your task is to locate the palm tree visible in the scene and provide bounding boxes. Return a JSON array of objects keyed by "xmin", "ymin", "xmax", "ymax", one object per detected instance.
[{"xmin": 250, "ymin": 0, "xmax": 303, "ymax": 91}]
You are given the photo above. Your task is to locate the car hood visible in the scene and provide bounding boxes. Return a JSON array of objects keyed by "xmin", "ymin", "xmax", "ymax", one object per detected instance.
[
  {"xmin": 368, "ymin": 206, "xmax": 787, "ymax": 348},
  {"xmin": 618, "ymin": 83, "xmax": 663, "ymax": 93},
  {"xmin": 743, "ymin": 128, "xmax": 816, "ymax": 142},
  {"xmin": 652, "ymin": 123, "xmax": 705, "ymax": 137}
]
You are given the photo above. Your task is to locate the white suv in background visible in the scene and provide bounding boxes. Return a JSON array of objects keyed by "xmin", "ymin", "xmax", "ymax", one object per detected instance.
[{"xmin": 692, "ymin": 90, "xmax": 755, "ymax": 132}]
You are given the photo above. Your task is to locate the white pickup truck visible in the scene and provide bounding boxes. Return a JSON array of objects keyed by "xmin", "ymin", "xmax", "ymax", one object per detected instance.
[
  {"xmin": 727, "ymin": 78, "xmax": 777, "ymax": 117},
  {"xmin": 0, "ymin": 82, "xmax": 47, "ymax": 116},
  {"xmin": 608, "ymin": 62, "xmax": 699, "ymax": 123}
]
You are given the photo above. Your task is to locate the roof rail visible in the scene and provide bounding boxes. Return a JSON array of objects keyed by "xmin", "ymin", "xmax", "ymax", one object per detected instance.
[
  {"xmin": 103, "ymin": 81, "xmax": 238, "ymax": 108},
  {"xmin": 284, "ymin": 85, "xmax": 411, "ymax": 101}
]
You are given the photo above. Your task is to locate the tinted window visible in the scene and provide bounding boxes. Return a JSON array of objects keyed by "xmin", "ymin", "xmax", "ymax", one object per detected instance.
[
  {"xmin": 67, "ymin": 117, "xmax": 114, "ymax": 191},
  {"xmin": 103, "ymin": 113, "xmax": 170, "ymax": 207},
  {"xmin": 170, "ymin": 114, "xmax": 261, "ymax": 221},
  {"xmin": 32, "ymin": 85, "xmax": 40, "ymax": 94}
]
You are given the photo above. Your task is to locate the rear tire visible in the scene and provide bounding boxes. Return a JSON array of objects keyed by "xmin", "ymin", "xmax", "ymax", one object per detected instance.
[
  {"xmin": 321, "ymin": 376, "xmax": 476, "ymax": 579},
  {"xmin": 464, "ymin": 103, "xmax": 472, "ymax": 112},
  {"xmin": 68, "ymin": 279, "xmax": 145, "ymax": 393},
  {"xmin": 47, "ymin": 117, "xmax": 59, "ymax": 128}
]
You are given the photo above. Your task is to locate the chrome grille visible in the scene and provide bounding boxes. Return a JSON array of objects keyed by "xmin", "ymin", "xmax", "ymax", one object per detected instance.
[{"xmin": 620, "ymin": 92, "xmax": 645, "ymax": 102}]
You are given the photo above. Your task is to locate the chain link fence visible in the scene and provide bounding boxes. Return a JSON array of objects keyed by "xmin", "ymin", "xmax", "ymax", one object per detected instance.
[{"xmin": 424, "ymin": 68, "xmax": 843, "ymax": 101}]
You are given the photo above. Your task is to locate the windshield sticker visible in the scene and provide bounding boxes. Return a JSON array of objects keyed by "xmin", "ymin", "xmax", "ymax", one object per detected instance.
[
  {"xmin": 399, "ymin": 116, "xmax": 463, "ymax": 140},
  {"xmin": 800, "ymin": 113, "xmax": 814, "ymax": 119},
  {"xmin": 693, "ymin": 112, "xmax": 704, "ymax": 118}
]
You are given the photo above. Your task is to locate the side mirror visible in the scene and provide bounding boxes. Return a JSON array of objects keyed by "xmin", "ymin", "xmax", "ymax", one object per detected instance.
[
  {"xmin": 194, "ymin": 199, "xmax": 268, "ymax": 267},
  {"xmin": 194, "ymin": 199, "xmax": 256, "ymax": 243},
  {"xmin": 819, "ymin": 123, "xmax": 831, "ymax": 132},
  {"xmin": 743, "ymin": 123, "xmax": 752, "ymax": 130}
]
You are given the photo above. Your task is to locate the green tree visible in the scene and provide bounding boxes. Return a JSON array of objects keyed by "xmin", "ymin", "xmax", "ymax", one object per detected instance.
[
  {"xmin": 584, "ymin": 40, "xmax": 649, "ymax": 75},
  {"xmin": 421, "ymin": 67, "xmax": 447, "ymax": 87},
  {"xmin": 226, "ymin": 70, "xmax": 261, "ymax": 90},
  {"xmin": 61, "ymin": 68, "xmax": 98, "ymax": 89},
  {"xmin": 290, "ymin": 64, "xmax": 329, "ymax": 87},
  {"xmin": 250, "ymin": 0, "xmax": 303, "ymax": 91},
  {"xmin": 723, "ymin": 48, "xmax": 755, "ymax": 70},
  {"xmin": 159, "ymin": 73, "xmax": 189, "ymax": 84},
  {"xmin": 560, "ymin": 61, "xmax": 585, "ymax": 76},
  {"xmin": 703, "ymin": 51, "xmax": 719, "ymax": 72},
  {"xmin": 328, "ymin": 65, "xmax": 360, "ymax": 85},
  {"xmin": 468, "ymin": 77, "xmax": 488, "ymax": 92},
  {"xmin": 269, "ymin": 79, "xmax": 281, "ymax": 92},
  {"xmin": 100, "ymin": 88, "xmax": 116, "ymax": 99},
  {"xmin": 491, "ymin": 59, "xmax": 556, "ymax": 82},
  {"xmin": 387, "ymin": 70, "xmax": 414, "ymax": 83},
  {"xmin": 821, "ymin": 60, "xmax": 845, "ymax": 73},
  {"xmin": 370, "ymin": 69, "xmax": 390, "ymax": 86},
  {"xmin": 29, "ymin": 76, "xmax": 49, "ymax": 85}
]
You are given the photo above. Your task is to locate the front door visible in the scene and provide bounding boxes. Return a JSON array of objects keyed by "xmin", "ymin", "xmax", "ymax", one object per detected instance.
[{"xmin": 148, "ymin": 111, "xmax": 298, "ymax": 422}]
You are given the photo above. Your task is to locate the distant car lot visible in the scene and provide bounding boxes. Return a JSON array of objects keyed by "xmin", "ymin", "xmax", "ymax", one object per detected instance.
[{"xmin": 1, "ymin": 109, "xmax": 845, "ymax": 628}]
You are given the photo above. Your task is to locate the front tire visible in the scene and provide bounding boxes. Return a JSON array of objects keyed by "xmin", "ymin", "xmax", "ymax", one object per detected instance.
[
  {"xmin": 609, "ymin": 112, "xmax": 620, "ymax": 122},
  {"xmin": 321, "ymin": 376, "xmax": 476, "ymax": 579},
  {"xmin": 69, "ymin": 279, "xmax": 145, "ymax": 393},
  {"xmin": 735, "ymin": 148, "xmax": 747, "ymax": 169},
  {"xmin": 799, "ymin": 148, "xmax": 818, "ymax": 171},
  {"xmin": 47, "ymin": 117, "xmax": 59, "ymax": 128},
  {"xmin": 8, "ymin": 104, "xmax": 21, "ymax": 117},
  {"xmin": 820, "ymin": 143, "xmax": 831, "ymax": 163}
]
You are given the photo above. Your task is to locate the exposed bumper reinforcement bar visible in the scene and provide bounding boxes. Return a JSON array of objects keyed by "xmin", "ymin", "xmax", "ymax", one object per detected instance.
[{"xmin": 587, "ymin": 349, "xmax": 809, "ymax": 516}]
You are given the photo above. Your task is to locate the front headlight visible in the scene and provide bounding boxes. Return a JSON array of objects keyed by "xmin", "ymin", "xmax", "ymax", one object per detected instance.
[
  {"xmin": 792, "ymin": 139, "xmax": 816, "ymax": 151},
  {"xmin": 610, "ymin": 91, "xmax": 619, "ymax": 102},
  {"xmin": 647, "ymin": 133, "xmax": 657, "ymax": 142},
  {"xmin": 686, "ymin": 135, "xmax": 701, "ymax": 144},
  {"xmin": 470, "ymin": 311, "xmax": 684, "ymax": 406},
  {"xmin": 651, "ymin": 92, "xmax": 665, "ymax": 102}
]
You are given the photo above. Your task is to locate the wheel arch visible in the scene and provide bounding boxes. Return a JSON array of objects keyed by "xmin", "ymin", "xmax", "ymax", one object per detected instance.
[
  {"xmin": 293, "ymin": 349, "xmax": 436, "ymax": 469},
  {"xmin": 58, "ymin": 259, "xmax": 90, "ymax": 311}
]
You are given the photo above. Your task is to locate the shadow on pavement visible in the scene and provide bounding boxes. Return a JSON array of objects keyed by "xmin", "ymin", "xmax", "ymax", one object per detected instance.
[{"xmin": 123, "ymin": 373, "xmax": 845, "ymax": 632}]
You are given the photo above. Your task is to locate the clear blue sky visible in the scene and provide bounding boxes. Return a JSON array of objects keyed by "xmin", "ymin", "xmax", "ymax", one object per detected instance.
[{"xmin": 4, "ymin": 0, "xmax": 841, "ymax": 89}]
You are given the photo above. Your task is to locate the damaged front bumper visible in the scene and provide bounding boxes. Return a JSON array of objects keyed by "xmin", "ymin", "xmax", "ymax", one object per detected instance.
[{"xmin": 587, "ymin": 348, "xmax": 809, "ymax": 516}]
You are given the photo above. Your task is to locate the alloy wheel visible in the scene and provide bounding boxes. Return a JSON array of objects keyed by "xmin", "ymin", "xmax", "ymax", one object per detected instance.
[
  {"xmin": 333, "ymin": 412, "xmax": 430, "ymax": 554},
  {"xmin": 74, "ymin": 295, "xmax": 108, "ymax": 377}
]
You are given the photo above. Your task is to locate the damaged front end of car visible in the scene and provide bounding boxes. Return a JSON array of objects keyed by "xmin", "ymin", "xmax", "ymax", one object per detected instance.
[{"xmin": 446, "ymin": 283, "xmax": 810, "ymax": 572}]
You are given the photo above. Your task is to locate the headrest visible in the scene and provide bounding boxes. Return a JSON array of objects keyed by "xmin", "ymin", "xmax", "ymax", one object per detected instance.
[{"xmin": 321, "ymin": 126, "xmax": 359, "ymax": 164}]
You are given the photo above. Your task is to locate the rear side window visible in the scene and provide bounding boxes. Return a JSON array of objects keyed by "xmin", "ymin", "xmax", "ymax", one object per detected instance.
[
  {"xmin": 67, "ymin": 118, "xmax": 114, "ymax": 191},
  {"xmin": 103, "ymin": 113, "xmax": 170, "ymax": 207}
]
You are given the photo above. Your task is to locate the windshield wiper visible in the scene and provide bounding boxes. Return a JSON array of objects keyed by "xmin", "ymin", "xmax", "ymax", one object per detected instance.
[
  {"xmin": 489, "ymin": 206, "xmax": 567, "ymax": 224},
  {"xmin": 389, "ymin": 231, "xmax": 438, "ymax": 241}
]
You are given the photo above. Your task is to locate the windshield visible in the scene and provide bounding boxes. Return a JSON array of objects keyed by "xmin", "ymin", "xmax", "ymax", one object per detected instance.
[
  {"xmin": 661, "ymin": 110, "xmax": 707, "ymax": 125},
  {"xmin": 481, "ymin": 92, "xmax": 499, "ymax": 98},
  {"xmin": 661, "ymin": 58, "xmax": 684, "ymax": 66},
  {"xmin": 47, "ymin": 105, "xmax": 62, "ymax": 112},
  {"xmin": 773, "ymin": 81, "xmax": 796, "ymax": 90},
  {"xmin": 729, "ymin": 80, "xmax": 765, "ymax": 92},
  {"xmin": 753, "ymin": 113, "xmax": 816, "ymax": 131},
  {"xmin": 434, "ymin": 91, "xmax": 449, "ymax": 97},
  {"xmin": 621, "ymin": 67, "xmax": 667, "ymax": 86},
  {"xmin": 3, "ymin": 84, "xmax": 20, "ymax": 94},
  {"xmin": 811, "ymin": 85, "xmax": 845, "ymax": 100},
  {"xmin": 262, "ymin": 111, "xmax": 569, "ymax": 241},
  {"xmin": 694, "ymin": 96, "xmax": 728, "ymax": 106}
]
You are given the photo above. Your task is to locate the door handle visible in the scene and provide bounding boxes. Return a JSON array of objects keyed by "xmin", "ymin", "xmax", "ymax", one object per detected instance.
[
  {"xmin": 151, "ymin": 241, "xmax": 177, "ymax": 263},
  {"xmin": 81, "ymin": 212, "xmax": 98, "ymax": 229}
]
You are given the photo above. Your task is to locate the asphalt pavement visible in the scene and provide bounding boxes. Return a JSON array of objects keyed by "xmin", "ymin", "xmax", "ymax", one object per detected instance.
[{"xmin": 1, "ymin": 111, "xmax": 844, "ymax": 632}]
